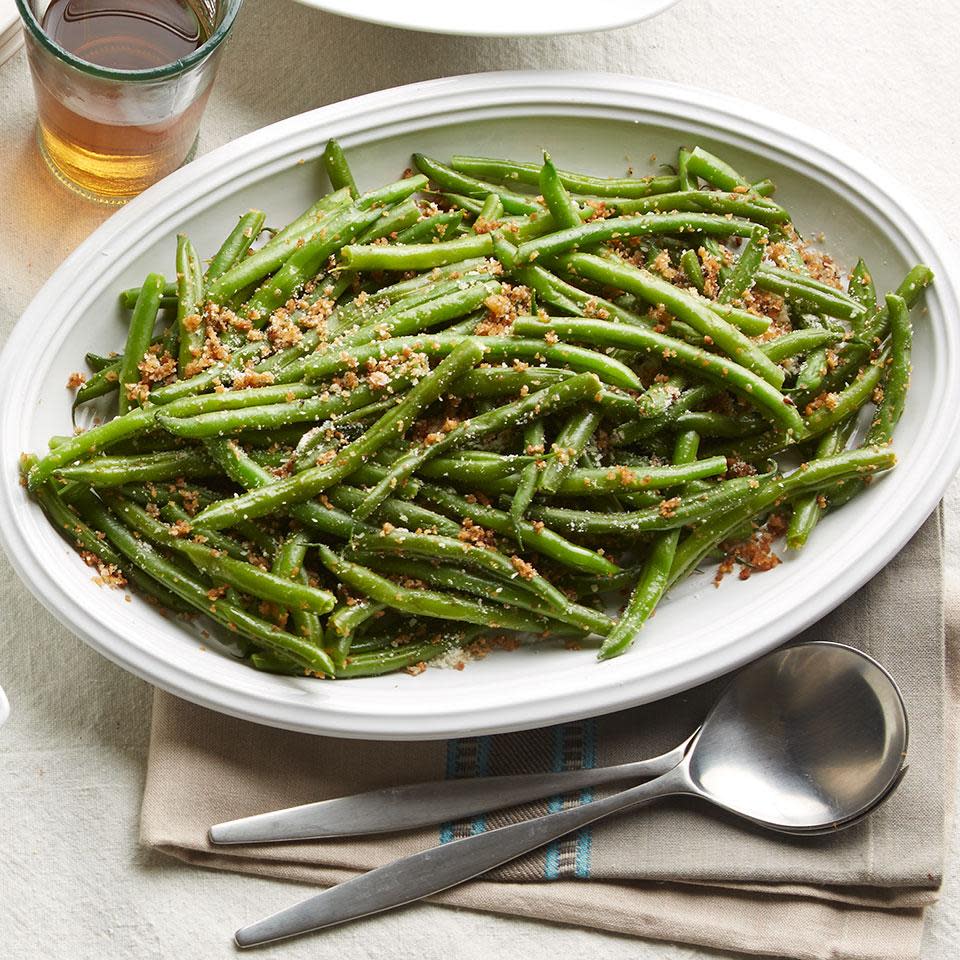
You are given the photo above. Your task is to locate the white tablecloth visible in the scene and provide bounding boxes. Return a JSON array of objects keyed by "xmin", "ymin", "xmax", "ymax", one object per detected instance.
[{"xmin": 1, "ymin": 1, "xmax": 958, "ymax": 956}]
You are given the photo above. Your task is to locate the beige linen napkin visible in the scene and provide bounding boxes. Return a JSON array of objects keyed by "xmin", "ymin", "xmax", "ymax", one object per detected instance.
[{"xmin": 141, "ymin": 512, "xmax": 953, "ymax": 960}]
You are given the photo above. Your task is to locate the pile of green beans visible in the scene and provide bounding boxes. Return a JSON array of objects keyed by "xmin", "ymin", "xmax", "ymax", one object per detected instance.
[{"xmin": 25, "ymin": 140, "xmax": 928, "ymax": 676}]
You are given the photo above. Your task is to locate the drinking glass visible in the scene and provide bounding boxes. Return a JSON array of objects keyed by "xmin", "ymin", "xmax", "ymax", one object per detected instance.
[{"xmin": 16, "ymin": 0, "xmax": 242, "ymax": 203}]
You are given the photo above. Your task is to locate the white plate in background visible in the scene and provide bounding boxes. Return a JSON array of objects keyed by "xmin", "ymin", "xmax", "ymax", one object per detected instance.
[
  {"xmin": 0, "ymin": 71, "xmax": 957, "ymax": 740},
  {"xmin": 292, "ymin": 0, "xmax": 680, "ymax": 36}
]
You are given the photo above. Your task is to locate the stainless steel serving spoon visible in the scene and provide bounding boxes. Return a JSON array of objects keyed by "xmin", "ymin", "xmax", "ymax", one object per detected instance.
[{"xmin": 233, "ymin": 641, "xmax": 909, "ymax": 948}]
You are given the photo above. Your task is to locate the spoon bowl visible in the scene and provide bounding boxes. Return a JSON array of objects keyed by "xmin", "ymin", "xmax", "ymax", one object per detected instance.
[{"xmin": 684, "ymin": 641, "xmax": 909, "ymax": 832}]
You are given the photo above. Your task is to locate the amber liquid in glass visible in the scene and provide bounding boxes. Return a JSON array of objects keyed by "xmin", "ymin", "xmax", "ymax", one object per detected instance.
[{"xmin": 32, "ymin": 0, "xmax": 213, "ymax": 200}]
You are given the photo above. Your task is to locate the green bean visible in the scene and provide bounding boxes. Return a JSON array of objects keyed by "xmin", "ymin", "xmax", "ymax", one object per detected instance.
[
  {"xmin": 322, "ymin": 138, "xmax": 359, "ymax": 198},
  {"xmin": 84, "ymin": 351, "xmax": 119, "ymax": 372},
  {"xmin": 324, "ymin": 483, "xmax": 460, "ymax": 537},
  {"xmin": 540, "ymin": 408, "xmax": 602, "ymax": 494},
  {"xmin": 204, "ymin": 438, "xmax": 370, "ymax": 542},
  {"xmin": 396, "ymin": 210, "xmax": 464, "ymax": 244},
  {"xmin": 82, "ymin": 494, "xmax": 335, "ymax": 673},
  {"xmin": 174, "ymin": 236, "xmax": 204, "ymax": 375},
  {"xmin": 194, "ymin": 339, "xmax": 486, "ymax": 529},
  {"xmin": 335, "ymin": 396, "xmax": 398, "ymax": 426},
  {"xmin": 601, "ymin": 192, "xmax": 788, "ymax": 228},
  {"xmin": 433, "ymin": 192, "xmax": 485, "ymax": 216},
  {"xmin": 117, "ymin": 273, "xmax": 165, "ymax": 415},
  {"xmin": 157, "ymin": 380, "xmax": 408, "ymax": 439},
  {"xmin": 27, "ymin": 150, "xmax": 935, "ymax": 682},
  {"xmin": 304, "ymin": 332, "xmax": 641, "ymax": 392},
  {"xmin": 348, "ymin": 528, "xmax": 578, "ymax": 615},
  {"xmin": 509, "ymin": 419, "xmax": 546, "ymax": 534},
  {"xmin": 531, "ymin": 472, "xmax": 766, "ymax": 538},
  {"xmin": 717, "ymin": 369, "xmax": 891, "ymax": 467},
  {"xmin": 29, "ymin": 406, "xmax": 160, "ymax": 490},
  {"xmin": 456, "ymin": 364, "xmax": 571, "ymax": 394},
  {"xmin": 513, "ymin": 315, "xmax": 804, "ymax": 434},
  {"xmin": 525, "ymin": 258, "xmax": 689, "ymax": 332},
  {"xmin": 760, "ymin": 328, "xmax": 841, "ymax": 363},
  {"xmin": 53, "ymin": 449, "xmax": 216, "ymax": 486},
  {"xmin": 557, "ymin": 252, "xmax": 784, "ymax": 387},
  {"xmin": 336, "ymin": 279, "xmax": 501, "ymax": 348},
  {"xmin": 671, "ymin": 410, "xmax": 764, "ymax": 438},
  {"xmin": 109, "ymin": 495, "xmax": 337, "ymax": 614},
  {"xmin": 847, "ymin": 258, "xmax": 877, "ymax": 337},
  {"xmin": 272, "ymin": 530, "xmax": 324, "ymax": 643},
  {"xmin": 516, "ymin": 212, "xmax": 758, "ymax": 265},
  {"xmin": 511, "ymin": 263, "xmax": 582, "ymax": 314},
  {"xmin": 494, "ymin": 456, "xmax": 727, "ymax": 497},
  {"xmin": 326, "ymin": 599, "xmax": 386, "ymax": 667},
  {"xmin": 677, "ymin": 148, "xmax": 694, "ymax": 191},
  {"xmin": 807, "ymin": 345, "xmax": 889, "ymax": 438},
  {"xmin": 247, "ymin": 651, "xmax": 306, "ymax": 675},
  {"xmin": 356, "ymin": 197, "xmax": 422, "ymax": 245},
  {"xmin": 204, "ymin": 210, "xmax": 267, "ymax": 285},
  {"xmin": 475, "ymin": 192, "xmax": 504, "ymax": 226},
  {"xmin": 268, "ymin": 194, "xmax": 352, "ymax": 250},
  {"xmin": 684, "ymin": 146, "xmax": 750, "ymax": 191},
  {"xmin": 449, "ymin": 155, "xmax": 679, "ymax": 198},
  {"xmin": 635, "ymin": 375, "xmax": 685, "ymax": 419},
  {"xmin": 415, "ymin": 453, "xmax": 535, "ymax": 487},
  {"xmin": 717, "ymin": 226, "xmax": 767, "ymax": 303},
  {"xmin": 785, "ymin": 418, "xmax": 855, "ymax": 550},
  {"xmin": 295, "ymin": 459, "xmax": 421, "ymax": 501},
  {"xmin": 204, "ymin": 188, "xmax": 353, "ymax": 303},
  {"xmin": 334, "ymin": 631, "xmax": 476, "ymax": 678},
  {"xmin": 539, "ymin": 153, "xmax": 581, "ymax": 230},
  {"xmin": 680, "ymin": 248, "xmax": 705, "ymax": 293},
  {"xmin": 120, "ymin": 282, "xmax": 177, "ymax": 310},
  {"xmin": 867, "ymin": 294, "xmax": 912, "ymax": 445},
  {"xmin": 454, "ymin": 366, "xmax": 641, "ymax": 422},
  {"xmin": 754, "ymin": 266, "xmax": 865, "ymax": 321},
  {"xmin": 73, "ymin": 362, "xmax": 121, "ymax": 406},
  {"xmin": 416, "ymin": 482, "xmax": 619, "ymax": 576},
  {"xmin": 365, "ymin": 556, "xmax": 612, "ymax": 636},
  {"xmin": 599, "ymin": 430, "xmax": 701, "ymax": 660},
  {"xmin": 413, "ymin": 153, "xmax": 541, "ymax": 215},
  {"xmin": 794, "ymin": 348, "xmax": 828, "ymax": 394},
  {"xmin": 318, "ymin": 546, "xmax": 563, "ymax": 634},
  {"xmin": 341, "ymin": 233, "xmax": 494, "ymax": 271},
  {"xmin": 349, "ymin": 176, "xmax": 428, "ymax": 212},
  {"xmin": 328, "ymin": 274, "xmax": 494, "ymax": 347},
  {"xmin": 160, "ymin": 383, "xmax": 324, "ymax": 418}
]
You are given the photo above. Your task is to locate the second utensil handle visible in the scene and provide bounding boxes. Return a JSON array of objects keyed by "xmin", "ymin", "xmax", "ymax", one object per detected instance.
[
  {"xmin": 211, "ymin": 736, "xmax": 692, "ymax": 843},
  {"xmin": 235, "ymin": 763, "xmax": 690, "ymax": 948}
]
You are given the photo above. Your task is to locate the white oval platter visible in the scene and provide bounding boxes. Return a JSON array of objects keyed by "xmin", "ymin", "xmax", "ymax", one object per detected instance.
[{"xmin": 1, "ymin": 72, "xmax": 957, "ymax": 740}]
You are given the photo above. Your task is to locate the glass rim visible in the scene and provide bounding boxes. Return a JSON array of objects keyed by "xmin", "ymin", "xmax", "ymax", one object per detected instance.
[{"xmin": 14, "ymin": 0, "xmax": 243, "ymax": 81}]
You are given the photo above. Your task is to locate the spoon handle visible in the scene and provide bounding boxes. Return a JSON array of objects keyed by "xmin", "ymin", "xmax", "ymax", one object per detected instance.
[
  {"xmin": 234, "ymin": 764, "xmax": 689, "ymax": 948},
  {"xmin": 211, "ymin": 734, "xmax": 694, "ymax": 845}
]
